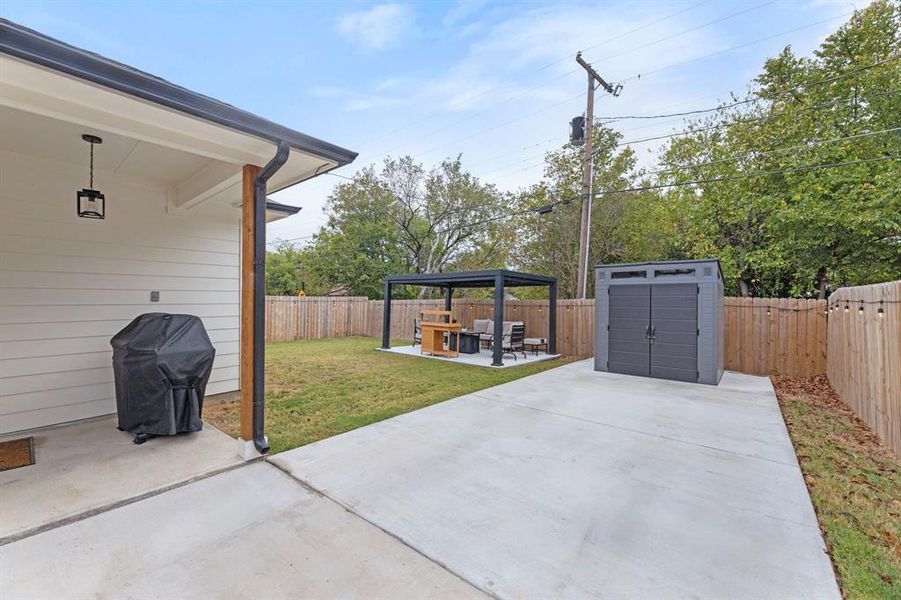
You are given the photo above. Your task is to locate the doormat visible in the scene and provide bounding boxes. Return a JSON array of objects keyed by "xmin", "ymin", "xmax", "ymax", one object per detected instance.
[{"xmin": 0, "ymin": 437, "xmax": 35, "ymax": 471}]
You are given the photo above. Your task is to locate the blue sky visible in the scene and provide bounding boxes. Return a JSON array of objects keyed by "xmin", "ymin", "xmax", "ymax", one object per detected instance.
[{"xmin": 1, "ymin": 0, "xmax": 871, "ymax": 244}]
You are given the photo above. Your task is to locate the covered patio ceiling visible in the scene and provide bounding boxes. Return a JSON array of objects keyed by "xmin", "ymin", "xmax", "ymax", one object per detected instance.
[{"xmin": 0, "ymin": 18, "xmax": 357, "ymax": 213}]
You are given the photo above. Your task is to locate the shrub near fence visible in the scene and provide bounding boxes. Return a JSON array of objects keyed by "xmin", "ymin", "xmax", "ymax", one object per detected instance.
[{"xmin": 827, "ymin": 281, "xmax": 901, "ymax": 458}]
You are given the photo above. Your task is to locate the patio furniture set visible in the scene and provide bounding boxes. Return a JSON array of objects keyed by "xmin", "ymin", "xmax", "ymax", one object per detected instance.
[{"xmin": 414, "ymin": 311, "xmax": 548, "ymax": 360}]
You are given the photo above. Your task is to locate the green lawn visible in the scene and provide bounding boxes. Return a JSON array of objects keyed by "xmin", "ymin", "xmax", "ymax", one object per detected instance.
[
  {"xmin": 773, "ymin": 376, "xmax": 901, "ymax": 599},
  {"xmin": 205, "ymin": 336, "xmax": 573, "ymax": 454}
]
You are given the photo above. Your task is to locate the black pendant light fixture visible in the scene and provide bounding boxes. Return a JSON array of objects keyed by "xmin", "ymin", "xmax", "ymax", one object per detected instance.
[{"xmin": 77, "ymin": 134, "xmax": 105, "ymax": 219}]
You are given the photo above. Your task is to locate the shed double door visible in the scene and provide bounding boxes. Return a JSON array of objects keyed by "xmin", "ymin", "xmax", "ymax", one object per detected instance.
[{"xmin": 607, "ymin": 283, "xmax": 698, "ymax": 382}]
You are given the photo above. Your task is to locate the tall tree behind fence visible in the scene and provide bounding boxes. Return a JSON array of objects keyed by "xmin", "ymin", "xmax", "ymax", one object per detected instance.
[
  {"xmin": 266, "ymin": 296, "xmax": 825, "ymax": 376},
  {"xmin": 827, "ymin": 281, "xmax": 901, "ymax": 458}
]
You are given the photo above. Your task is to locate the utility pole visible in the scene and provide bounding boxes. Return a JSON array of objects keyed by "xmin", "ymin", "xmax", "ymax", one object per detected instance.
[{"xmin": 574, "ymin": 51, "xmax": 621, "ymax": 299}]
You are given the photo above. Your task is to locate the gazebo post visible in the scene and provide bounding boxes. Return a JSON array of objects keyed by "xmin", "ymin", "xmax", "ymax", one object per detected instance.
[
  {"xmin": 444, "ymin": 285, "xmax": 453, "ymax": 312},
  {"xmin": 492, "ymin": 273, "xmax": 504, "ymax": 366},
  {"xmin": 548, "ymin": 281, "xmax": 557, "ymax": 355},
  {"xmin": 381, "ymin": 281, "xmax": 392, "ymax": 349}
]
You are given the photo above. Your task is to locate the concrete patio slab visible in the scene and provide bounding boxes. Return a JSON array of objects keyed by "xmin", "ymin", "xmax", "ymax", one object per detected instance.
[
  {"xmin": 273, "ymin": 360, "xmax": 840, "ymax": 599},
  {"xmin": 379, "ymin": 344, "xmax": 561, "ymax": 368},
  {"xmin": 0, "ymin": 415, "xmax": 242, "ymax": 542},
  {"xmin": 0, "ymin": 462, "xmax": 485, "ymax": 599}
]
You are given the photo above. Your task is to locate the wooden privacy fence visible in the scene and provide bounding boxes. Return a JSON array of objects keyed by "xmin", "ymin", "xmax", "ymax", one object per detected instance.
[
  {"xmin": 723, "ymin": 298, "xmax": 827, "ymax": 377},
  {"xmin": 267, "ymin": 289, "xmax": 901, "ymax": 456},
  {"xmin": 266, "ymin": 295, "xmax": 827, "ymax": 373},
  {"xmin": 266, "ymin": 296, "xmax": 595, "ymax": 356},
  {"xmin": 827, "ymin": 281, "xmax": 901, "ymax": 458}
]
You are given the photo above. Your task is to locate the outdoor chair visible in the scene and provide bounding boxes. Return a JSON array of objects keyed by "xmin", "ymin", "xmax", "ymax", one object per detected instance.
[
  {"xmin": 413, "ymin": 318, "xmax": 422, "ymax": 347},
  {"xmin": 473, "ymin": 319, "xmax": 493, "ymax": 348},
  {"xmin": 502, "ymin": 322, "xmax": 527, "ymax": 360}
]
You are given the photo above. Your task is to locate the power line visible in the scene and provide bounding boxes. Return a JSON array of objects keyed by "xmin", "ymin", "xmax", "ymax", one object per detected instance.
[
  {"xmin": 458, "ymin": 154, "xmax": 899, "ymax": 231},
  {"xmin": 326, "ymin": 172, "xmax": 355, "ymax": 181},
  {"xmin": 616, "ymin": 87, "xmax": 900, "ymax": 147},
  {"xmin": 360, "ymin": 1, "xmax": 784, "ymax": 160},
  {"xmin": 411, "ymin": 49, "xmax": 899, "ymax": 181},
  {"xmin": 479, "ymin": 19, "xmax": 889, "ymax": 171},
  {"xmin": 494, "ymin": 124, "xmax": 900, "ymax": 184},
  {"xmin": 267, "ymin": 234, "xmax": 316, "ymax": 246},
  {"xmin": 596, "ymin": 155, "xmax": 898, "ymax": 197},
  {"xmin": 639, "ymin": 127, "xmax": 901, "ymax": 177},
  {"xmin": 277, "ymin": 152, "xmax": 898, "ymax": 245},
  {"xmin": 618, "ymin": 10, "xmax": 854, "ymax": 83},
  {"xmin": 586, "ymin": 0, "xmax": 778, "ymax": 65},
  {"xmin": 414, "ymin": 91, "xmax": 590, "ymax": 158},
  {"xmin": 354, "ymin": 0, "xmax": 713, "ymax": 149},
  {"xmin": 486, "ymin": 81, "xmax": 900, "ymax": 180}
]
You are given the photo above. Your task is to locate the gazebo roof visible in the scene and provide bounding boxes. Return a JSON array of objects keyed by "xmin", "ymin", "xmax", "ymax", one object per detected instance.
[{"xmin": 386, "ymin": 270, "xmax": 555, "ymax": 289}]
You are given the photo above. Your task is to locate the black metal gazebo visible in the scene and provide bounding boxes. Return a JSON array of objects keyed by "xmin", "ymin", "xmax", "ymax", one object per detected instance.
[{"xmin": 382, "ymin": 270, "xmax": 557, "ymax": 366}]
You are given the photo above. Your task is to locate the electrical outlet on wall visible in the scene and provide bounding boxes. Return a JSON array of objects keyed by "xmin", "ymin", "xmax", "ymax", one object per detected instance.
[{"xmin": 150, "ymin": 291, "xmax": 160, "ymax": 302}]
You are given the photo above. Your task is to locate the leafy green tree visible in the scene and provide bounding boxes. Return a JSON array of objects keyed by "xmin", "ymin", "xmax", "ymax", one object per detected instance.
[
  {"xmin": 304, "ymin": 156, "xmax": 511, "ymax": 298},
  {"xmin": 512, "ymin": 123, "xmax": 637, "ymax": 298},
  {"xmin": 303, "ymin": 166, "xmax": 408, "ymax": 298},
  {"xmin": 266, "ymin": 242, "xmax": 309, "ymax": 296},
  {"xmin": 650, "ymin": 0, "xmax": 901, "ymax": 296}
]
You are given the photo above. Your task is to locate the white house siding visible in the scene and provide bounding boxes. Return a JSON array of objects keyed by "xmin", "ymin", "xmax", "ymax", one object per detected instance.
[{"xmin": 0, "ymin": 150, "xmax": 241, "ymax": 434}]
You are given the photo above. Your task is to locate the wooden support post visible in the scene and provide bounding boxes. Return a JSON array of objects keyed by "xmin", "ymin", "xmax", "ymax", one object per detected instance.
[{"xmin": 240, "ymin": 164, "xmax": 261, "ymax": 442}]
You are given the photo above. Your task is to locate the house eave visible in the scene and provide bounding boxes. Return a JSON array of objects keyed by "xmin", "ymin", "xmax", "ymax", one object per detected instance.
[{"xmin": 0, "ymin": 18, "xmax": 358, "ymax": 166}]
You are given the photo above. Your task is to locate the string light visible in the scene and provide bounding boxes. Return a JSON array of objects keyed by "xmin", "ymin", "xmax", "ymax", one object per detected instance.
[
  {"xmin": 858, "ymin": 301, "xmax": 865, "ymax": 315},
  {"xmin": 878, "ymin": 301, "xmax": 885, "ymax": 318},
  {"xmin": 844, "ymin": 304, "xmax": 850, "ymax": 313},
  {"xmin": 766, "ymin": 307, "xmax": 771, "ymax": 316}
]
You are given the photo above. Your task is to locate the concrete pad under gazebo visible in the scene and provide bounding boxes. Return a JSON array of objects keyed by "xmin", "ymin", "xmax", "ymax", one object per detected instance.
[{"xmin": 381, "ymin": 270, "xmax": 557, "ymax": 367}]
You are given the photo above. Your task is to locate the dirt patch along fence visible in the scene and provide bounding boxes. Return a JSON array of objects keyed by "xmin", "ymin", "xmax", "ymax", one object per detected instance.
[
  {"xmin": 827, "ymin": 281, "xmax": 901, "ymax": 458},
  {"xmin": 265, "ymin": 295, "xmax": 826, "ymax": 374}
]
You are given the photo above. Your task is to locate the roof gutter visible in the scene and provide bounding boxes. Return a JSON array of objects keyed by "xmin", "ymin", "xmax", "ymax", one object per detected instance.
[
  {"xmin": 0, "ymin": 19, "xmax": 358, "ymax": 166},
  {"xmin": 252, "ymin": 141, "xmax": 290, "ymax": 454}
]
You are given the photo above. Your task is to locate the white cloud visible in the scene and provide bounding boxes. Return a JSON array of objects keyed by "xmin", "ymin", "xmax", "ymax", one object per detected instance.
[
  {"xmin": 337, "ymin": 3, "xmax": 417, "ymax": 51},
  {"xmin": 442, "ymin": 0, "xmax": 490, "ymax": 27}
]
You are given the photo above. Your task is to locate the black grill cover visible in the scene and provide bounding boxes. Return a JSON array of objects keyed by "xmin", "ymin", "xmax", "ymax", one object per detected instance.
[{"xmin": 111, "ymin": 313, "xmax": 215, "ymax": 436}]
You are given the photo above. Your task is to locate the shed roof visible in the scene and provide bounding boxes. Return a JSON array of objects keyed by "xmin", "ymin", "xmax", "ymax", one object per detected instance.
[{"xmin": 386, "ymin": 270, "xmax": 556, "ymax": 288}]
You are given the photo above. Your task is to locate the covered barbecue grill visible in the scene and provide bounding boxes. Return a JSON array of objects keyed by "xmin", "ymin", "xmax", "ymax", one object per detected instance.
[{"xmin": 111, "ymin": 313, "xmax": 215, "ymax": 444}]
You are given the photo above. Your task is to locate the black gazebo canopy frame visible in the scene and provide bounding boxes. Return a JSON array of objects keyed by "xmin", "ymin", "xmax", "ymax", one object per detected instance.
[{"xmin": 382, "ymin": 270, "xmax": 557, "ymax": 366}]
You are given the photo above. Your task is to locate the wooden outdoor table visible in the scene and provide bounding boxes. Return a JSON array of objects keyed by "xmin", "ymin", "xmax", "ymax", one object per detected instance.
[{"xmin": 421, "ymin": 322, "xmax": 461, "ymax": 357}]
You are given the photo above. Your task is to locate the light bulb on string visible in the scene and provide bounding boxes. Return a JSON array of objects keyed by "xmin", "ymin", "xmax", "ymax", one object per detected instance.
[{"xmin": 878, "ymin": 301, "xmax": 885, "ymax": 318}]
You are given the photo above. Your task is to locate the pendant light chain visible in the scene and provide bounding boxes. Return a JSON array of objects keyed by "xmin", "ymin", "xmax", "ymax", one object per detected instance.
[{"xmin": 89, "ymin": 140, "xmax": 95, "ymax": 189}]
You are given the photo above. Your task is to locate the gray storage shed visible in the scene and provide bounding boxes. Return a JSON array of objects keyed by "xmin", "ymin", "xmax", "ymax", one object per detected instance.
[{"xmin": 594, "ymin": 259, "xmax": 724, "ymax": 385}]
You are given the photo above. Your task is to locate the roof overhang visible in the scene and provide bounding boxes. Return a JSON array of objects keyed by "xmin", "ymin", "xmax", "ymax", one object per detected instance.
[
  {"xmin": 0, "ymin": 18, "xmax": 357, "ymax": 213},
  {"xmin": 266, "ymin": 199, "xmax": 301, "ymax": 223}
]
